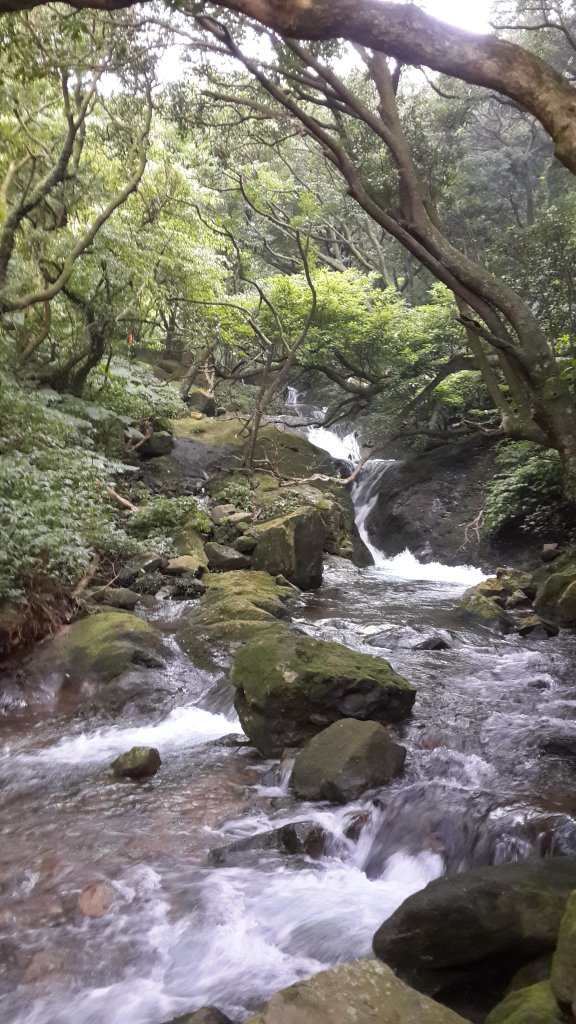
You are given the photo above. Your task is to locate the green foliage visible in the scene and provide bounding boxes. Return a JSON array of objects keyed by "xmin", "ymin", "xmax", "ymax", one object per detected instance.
[
  {"xmin": 485, "ymin": 442, "xmax": 567, "ymax": 538},
  {"xmin": 214, "ymin": 479, "xmax": 254, "ymax": 510},
  {"xmin": 128, "ymin": 495, "xmax": 211, "ymax": 539},
  {"xmin": 86, "ymin": 359, "xmax": 188, "ymax": 421},
  {"xmin": 0, "ymin": 370, "xmax": 141, "ymax": 602}
]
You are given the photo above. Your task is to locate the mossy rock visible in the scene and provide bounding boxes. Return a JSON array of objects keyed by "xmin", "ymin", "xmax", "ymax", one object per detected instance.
[
  {"xmin": 551, "ymin": 889, "xmax": 576, "ymax": 1006},
  {"xmin": 179, "ymin": 571, "xmax": 293, "ymax": 647},
  {"xmin": 111, "ymin": 746, "xmax": 161, "ymax": 779},
  {"xmin": 50, "ymin": 611, "xmax": 163, "ymax": 684},
  {"xmin": 534, "ymin": 568, "xmax": 576, "ymax": 625},
  {"xmin": 487, "ymin": 982, "xmax": 563, "ymax": 1024},
  {"xmin": 170, "ymin": 523, "xmax": 210, "ymax": 566},
  {"xmin": 251, "ymin": 507, "xmax": 326, "ymax": 590},
  {"xmin": 232, "ymin": 628, "xmax": 415, "ymax": 756},
  {"xmin": 459, "ymin": 588, "xmax": 515, "ymax": 633},
  {"xmin": 291, "ymin": 719, "xmax": 406, "ymax": 803}
]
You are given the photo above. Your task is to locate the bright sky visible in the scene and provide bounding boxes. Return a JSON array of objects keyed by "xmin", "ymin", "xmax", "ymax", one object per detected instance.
[{"xmin": 422, "ymin": 0, "xmax": 493, "ymax": 33}]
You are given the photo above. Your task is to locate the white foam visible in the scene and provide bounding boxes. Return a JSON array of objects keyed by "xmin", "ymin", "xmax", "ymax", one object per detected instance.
[
  {"xmin": 306, "ymin": 425, "xmax": 361, "ymax": 464},
  {"xmin": 19, "ymin": 705, "xmax": 234, "ymax": 765},
  {"xmin": 377, "ymin": 548, "xmax": 485, "ymax": 586}
]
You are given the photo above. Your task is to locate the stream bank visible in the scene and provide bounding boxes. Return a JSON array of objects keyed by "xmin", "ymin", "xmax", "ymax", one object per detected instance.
[{"xmin": 1, "ymin": 398, "xmax": 576, "ymax": 1024}]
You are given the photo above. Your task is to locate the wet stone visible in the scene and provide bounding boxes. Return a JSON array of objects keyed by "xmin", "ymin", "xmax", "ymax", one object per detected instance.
[
  {"xmin": 207, "ymin": 821, "xmax": 326, "ymax": 866},
  {"xmin": 77, "ymin": 881, "xmax": 115, "ymax": 918},
  {"xmin": 110, "ymin": 746, "xmax": 162, "ymax": 779}
]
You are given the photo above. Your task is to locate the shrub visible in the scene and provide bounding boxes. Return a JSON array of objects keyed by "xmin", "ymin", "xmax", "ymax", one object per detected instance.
[
  {"xmin": 85, "ymin": 358, "xmax": 188, "ymax": 421},
  {"xmin": 128, "ymin": 495, "xmax": 211, "ymax": 538},
  {"xmin": 485, "ymin": 442, "xmax": 568, "ymax": 538}
]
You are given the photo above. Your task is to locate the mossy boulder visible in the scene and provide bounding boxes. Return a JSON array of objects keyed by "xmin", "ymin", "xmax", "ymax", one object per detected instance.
[
  {"xmin": 171, "ymin": 523, "xmax": 211, "ymax": 566},
  {"xmin": 251, "ymin": 508, "xmax": 326, "ymax": 590},
  {"xmin": 231, "ymin": 628, "xmax": 415, "ymax": 756},
  {"xmin": 179, "ymin": 570, "xmax": 293, "ymax": 647},
  {"xmin": 487, "ymin": 982, "xmax": 563, "ymax": 1024},
  {"xmin": 111, "ymin": 746, "xmax": 161, "ymax": 779},
  {"xmin": 247, "ymin": 960, "xmax": 469, "ymax": 1024},
  {"xmin": 551, "ymin": 889, "xmax": 576, "ymax": 1006},
  {"xmin": 459, "ymin": 588, "xmax": 515, "ymax": 633},
  {"xmin": 291, "ymin": 719, "xmax": 406, "ymax": 803},
  {"xmin": 50, "ymin": 611, "xmax": 163, "ymax": 685},
  {"xmin": 534, "ymin": 568, "xmax": 576, "ymax": 625},
  {"xmin": 185, "ymin": 388, "xmax": 217, "ymax": 417}
]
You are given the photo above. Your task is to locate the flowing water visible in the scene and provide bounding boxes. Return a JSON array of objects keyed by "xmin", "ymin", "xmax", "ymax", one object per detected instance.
[{"xmin": 2, "ymin": 396, "xmax": 576, "ymax": 1024}]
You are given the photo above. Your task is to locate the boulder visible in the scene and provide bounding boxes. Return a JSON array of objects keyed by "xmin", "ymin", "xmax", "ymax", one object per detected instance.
[
  {"xmin": 459, "ymin": 589, "xmax": 515, "ymax": 633},
  {"xmin": 168, "ymin": 577, "xmax": 207, "ymax": 600},
  {"xmin": 139, "ymin": 430, "xmax": 174, "ymax": 459},
  {"xmin": 291, "ymin": 719, "xmax": 406, "ymax": 803},
  {"xmin": 551, "ymin": 889, "xmax": 576, "ymax": 1006},
  {"xmin": 91, "ymin": 587, "xmax": 140, "ymax": 610},
  {"xmin": 165, "ymin": 1007, "xmax": 234, "ymax": 1024},
  {"xmin": 49, "ymin": 611, "xmax": 163, "ymax": 685},
  {"xmin": 495, "ymin": 567, "xmax": 536, "ymax": 598},
  {"xmin": 179, "ymin": 571, "xmax": 294, "ymax": 646},
  {"xmin": 542, "ymin": 544, "xmax": 561, "ymax": 563},
  {"xmin": 211, "ymin": 504, "xmax": 237, "ymax": 525},
  {"xmin": 413, "ymin": 635, "xmax": 451, "ymax": 651},
  {"xmin": 164, "ymin": 555, "xmax": 207, "ymax": 577},
  {"xmin": 487, "ymin": 982, "xmax": 563, "ymax": 1024},
  {"xmin": 505, "ymin": 590, "xmax": 532, "ymax": 610},
  {"xmin": 373, "ymin": 859, "xmax": 576, "ymax": 997},
  {"xmin": 246, "ymin": 959, "xmax": 469, "ymax": 1024},
  {"xmin": 111, "ymin": 746, "xmax": 161, "ymax": 779},
  {"xmin": 251, "ymin": 508, "xmax": 326, "ymax": 589},
  {"xmin": 171, "ymin": 524, "xmax": 211, "ymax": 566},
  {"xmin": 534, "ymin": 568, "xmax": 576, "ymax": 626},
  {"xmin": 516, "ymin": 615, "xmax": 559, "ymax": 639},
  {"xmin": 204, "ymin": 542, "xmax": 251, "ymax": 571},
  {"xmin": 234, "ymin": 534, "xmax": 258, "ymax": 554},
  {"xmin": 208, "ymin": 821, "xmax": 326, "ymax": 866},
  {"xmin": 232, "ymin": 628, "xmax": 416, "ymax": 757},
  {"xmin": 185, "ymin": 388, "xmax": 217, "ymax": 417}
]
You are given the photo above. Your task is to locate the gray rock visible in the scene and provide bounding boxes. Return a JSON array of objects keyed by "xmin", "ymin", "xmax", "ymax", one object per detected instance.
[
  {"xmin": 413, "ymin": 635, "xmax": 451, "ymax": 651},
  {"xmin": 91, "ymin": 587, "xmax": 140, "ymax": 610},
  {"xmin": 247, "ymin": 959, "xmax": 469, "ymax": 1024},
  {"xmin": 291, "ymin": 719, "xmax": 406, "ymax": 803},
  {"xmin": 516, "ymin": 615, "xmax": 559, "ymax": 638},
  {"xmin": 204, "ymin": 542, "xmax": 251, "ymax": 571},
  {"xmin": 208, "ymin": 821, "xmax": 326, "ymax": 866},
  {"xmin": 234, "ymin": 534, "xmax": 258, "ymax": 554},
  {"xmin": 185, "ymin": 389, "xmax": 217, "ymax": 417},
  {"xmin": 211, "ymin": 504, "xmax": 237, "ymax": 525},
  {"xmin": 251, "ymin": 508, "xmax": 326, "ymax": 590},
  {"xmin": 165, "ymin": 1008, "xmax": 234, "ymax": 1024},
  {"xmin": 138, "ymin": 431, "xmax": 174, "ymax": 459}
]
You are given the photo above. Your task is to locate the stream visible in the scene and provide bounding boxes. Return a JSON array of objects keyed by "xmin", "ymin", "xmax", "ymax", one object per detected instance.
[{"xmin": 2, "ymin": 397, "xmax": 576, "ymax": 1024}]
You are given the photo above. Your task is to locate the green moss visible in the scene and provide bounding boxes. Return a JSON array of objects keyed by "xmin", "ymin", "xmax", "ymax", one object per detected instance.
[
  {"xmin": 459, "ymin": 589, "xmax": 514, "ymax": 633},
  {"xmin": 551, "ymin": 890, "xmax": 576, "ymax": 1005},
  {"xmin": 51, "ymin": 611, "xmax": 161, "ymax": 683},
  {"xmin": 487, "ymin": 982, "xmax": 562, "ymax": 1024},
  {"xmin": 535, "ymin": 568, "xmax": 576, "ymax": 624}
]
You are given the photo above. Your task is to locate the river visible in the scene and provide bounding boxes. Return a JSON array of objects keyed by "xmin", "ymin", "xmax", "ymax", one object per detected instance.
[{"xmin": 1, "ymin": 398, "xmax": 576, "ymax": 1024}]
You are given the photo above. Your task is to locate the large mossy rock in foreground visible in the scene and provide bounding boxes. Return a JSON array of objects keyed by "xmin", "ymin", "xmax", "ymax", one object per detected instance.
[
  {"xmin": 373, "ymin": 859, "xmax": 576, "ymax": 998},
  {"xmin": 251, "ymin": 508, "xmax": 326, "ymax": 589},
  {"xmin": 49, "ymin": 611, "xmax": 163, "ymax": 684},
  {"xmin": 487, "ymin": 982, "xmax": 563, "ymax": 1024},
  {"xmin": 291, "ymin": 718, "xmax": 406, "ymax": 803},
  {"xmin": 247, "ymin": 960, "xmax": 468, "ymax": 1024},
  {"xmin": 232, "ymin": 628, "xmax": 415, "ymax": 757}
]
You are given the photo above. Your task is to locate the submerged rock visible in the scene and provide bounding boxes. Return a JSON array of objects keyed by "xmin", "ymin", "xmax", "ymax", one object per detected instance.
[
  {"xmin": 246, "ymin": 959, "xmax": 469, "ymax": 1024},
  {"xmin": 291, "ymin": 719, "xmax": 406, "ymax": 803},
  {"xmin": 111, "ymin": 746, "xmax": 161, "ymax": 779},
  {"xmin": 372, "ymin": 858, "xmax": 576, "ymax": 997},
  {"xmin": 232, "ymin": 628, "xmax": 415, "ymax": 757},
  {"xmin": 77, "ymin": 881, "xmax": 115, "ymax": 918},
  {"xmin": 208, "ymin": 821, "xmax": 326, "ymax": 866},
  {"xmin": 251, "ymin": 508, "xmax": 326, "ymax": 590},
  {"xmin": 413, "ymin": 635, "xmax": 451, "ymax": 651}
]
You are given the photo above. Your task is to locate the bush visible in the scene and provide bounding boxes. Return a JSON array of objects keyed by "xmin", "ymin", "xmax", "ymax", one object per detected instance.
[
  {"xmin": 128, "ymin": 495, "xmax": 211, "ymax": 539},
  {"xmin": 485, "ymin": 442, "xmax": 568, "ymax": 538},
  {"xmin": 85, "ymin": 358, "xmax": 188, "ymax": 421}
]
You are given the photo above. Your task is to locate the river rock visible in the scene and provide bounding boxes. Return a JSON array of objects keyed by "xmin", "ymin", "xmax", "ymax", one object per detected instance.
[
  {"xmin": 49, "ymin": 611, "xmax": 163, "ymax": 685},
  {"xmin": 111, "ymin": 746, "xmax": 161, "ymax": 779},
  {"xmin": 232, "ymin": 628, "xmax": 416, "ymax": 757},
  {"xmin": 208, "ymin": 821, "xmax": 326, "ymax": 866},
  {"xmin": 551, "ymin": 889, "xmax": 576, "ymax": 1006},
  {"xmin": 170, "ymin": 525, "xmax": 210, "ymax": 567},
  {"xmin": 77, "ymin": 881, "xmax": 115, "ymax": 918},
  {"xmin": 372, "ymin": 858, "xmax": 576, "ymax": 997},
  {"xmin": 496, "ymin": 567, "xmax": 536, "ymax": 598},
  {"xmin": 185, "ymin": 388, "xmax": 217, "ymax": 417},
  {"xmin": 211, "ymin": 504, "xmax": 237, "ymax": 525},
  {"xmin": 204, "ymin": 542, "xmax": 251, "ymax": 571},
  {"xmin": 90, "ymin": 586, "xmax": 140, "ymax": 610},
  {"xmin": 139, "ymin": 430, "xmax": 174, "ymax": 459},
  {"xmin": 413, "ymin": 634, "xmax": 451, "ymax": 651},
  {"xmin": 234, "ymin": 533, "xmax": 258, "ymax": 554},
  {"xmin": 291, "ymin": 719, "xmax": 406, "ymax": 803},
  {"xmin": 180, "ymin": 571, "xmax": 294, "ymax": 647},
  {"xmin": 246, "ymin": 959, "xmax": 469, "ymax": 1024},
  {"xmin": 516, "ymin": 615, "xmax": 559, "ymax": 639},
  {"xmin": 164, "ymin": 554, "xmax": 206, "ymax": 577},
  {"xmin": 534, "ymin": 568, "xmax": 576, "ymax": 626},
  {"xmin": 251, "ymin": 508, "xmax": 326, "ymax": 590},
  {"xmin": 166, "ymin": 1009, "xmax": 234, "ymax": 1024},
  {"xmin": 486, "ymin": 982, "xmax": 563, "ymax": 1024},
  {"xmin": 459, "ymin": 589, "xmax": 515, "ymax": 633}
]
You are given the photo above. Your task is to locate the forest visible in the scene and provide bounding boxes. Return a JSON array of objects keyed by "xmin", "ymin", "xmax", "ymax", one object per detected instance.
[{"xmin": 1, "ymin": 2, "xmax": 576, "ymax": 1024}]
